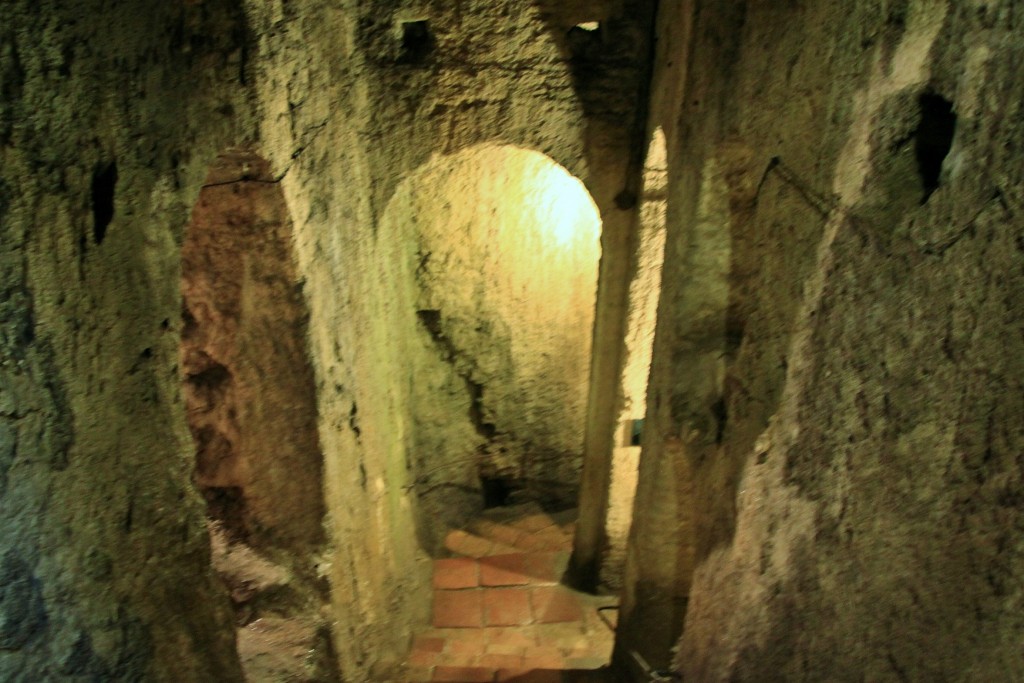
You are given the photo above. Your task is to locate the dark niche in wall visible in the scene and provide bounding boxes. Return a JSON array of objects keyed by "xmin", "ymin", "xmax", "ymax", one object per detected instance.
[
  {"xmin": 480, "ymin": 475, "xmax": 513, "ymax": 508},
  {"xmin": 914, "ymin": 93, "xmax": 956, "ymax": 205},
  {"xmin": 91, "ymin": 160, "xmax": 118, "ymax": 244},
  {"xmin": 399, "ymin": 20, "xmax": 433, "ymax": 64}
]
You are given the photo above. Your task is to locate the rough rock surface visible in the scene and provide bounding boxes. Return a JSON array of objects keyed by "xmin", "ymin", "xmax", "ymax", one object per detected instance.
[
  {"xmin": 182, "ymin": 151, "xmax": 326, "ymax": 556},
  {"xmin": 1, "ymin": 1, "xmax": 251, "ymax": 679},
  {"xmin": 242, "ymin": 3, "xmax": 652, "ymax": 676},
  {"xmin": 380, "ymin": 144, "xmax": 601, "ymax": 546},
  {"xmin": 181, "ymin": 152, "xmax": 336, "ymax": 681},
  {"xmin": 2, "ymin": 1, "xmax": 653, "ymax": 681},
  {"xmin": 616, "ymin": 1, "xmax": 1024, "ymax": 680}
]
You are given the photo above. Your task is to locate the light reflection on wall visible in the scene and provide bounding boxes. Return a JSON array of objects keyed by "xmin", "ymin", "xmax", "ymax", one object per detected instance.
[
  {"xmin": 604, "ymin": 127, "xmax": 668, "ymax": 587},
  {"xmin": 395, "ymin": 143, "xmax": 601, "ymax": 502}
]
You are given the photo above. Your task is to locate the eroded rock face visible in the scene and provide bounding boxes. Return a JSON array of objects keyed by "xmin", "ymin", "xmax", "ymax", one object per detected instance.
[
  {"xmin": 380, "ymin": 145, "xmax": 601, "ymax": 538},
  {"xmin": 0, "ymin": 1, "xmax": 253, "ymax": 680},
  {"xmin": 239, "ymin": 3, "xmax": 655, "ymax": 676},
  {"xmin": 616, "ymin": 1, "xmax": 1024, "ymax": 680},
  {"xmin": 181, "ymin": 151, "xmax": 325, "ymax": 555},
  {"xmin": 181, "ymin": 152, "xmax": 335, "ymax": 680}
]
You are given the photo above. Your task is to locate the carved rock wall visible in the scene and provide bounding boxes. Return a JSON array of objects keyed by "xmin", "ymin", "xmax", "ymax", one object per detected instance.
[{"xmin": 617, "ymin": 1, "xmax": 1024, "ymax": 680}]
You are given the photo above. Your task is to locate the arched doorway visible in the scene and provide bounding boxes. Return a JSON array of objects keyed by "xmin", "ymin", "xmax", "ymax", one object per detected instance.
[
  {"xmin": 378, "ymin": 144, "xmax": 602, "ymax": 549},
  {"xmin": 180, "ymin": 150, "xmax": 336, "ymax": 681}
]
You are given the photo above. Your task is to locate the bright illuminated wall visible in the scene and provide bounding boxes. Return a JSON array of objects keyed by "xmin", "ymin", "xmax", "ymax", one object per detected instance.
[
  {"xmin": 381, "ymin": 144, "xmax": 601, "ymax": 527},
  {"xmin": 604, "ymin": 128, "xmax": 668, "ymax": 587}
]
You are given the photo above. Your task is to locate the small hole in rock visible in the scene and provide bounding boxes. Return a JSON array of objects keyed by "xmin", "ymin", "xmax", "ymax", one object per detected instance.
[
  {"xmin": 400, "ymin": 20, "xmax": 433, "ymax": 63},
  {"xmin": 481, "ymin": 475, "xmax": 513, "ymax": 508},
  {"xmin": 91, "ymin": 160, "xmax": 118, "ymax": 245},
  {"xmin": 914, "ymin": 92, "xmax": 956, "ymax": 204},
  {"xmin": 629, "ymin": 419, "xmax": 644, "ymax": 447}
]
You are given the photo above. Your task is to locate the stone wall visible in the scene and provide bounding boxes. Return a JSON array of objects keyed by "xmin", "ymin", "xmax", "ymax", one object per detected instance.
[
  {"xmin": 214, "ymin": 0, "xmax": 654, "ymax": 677},
  {"xmin": 379, "ymin": 145, "xmax": 601, "ymax": 547},
  {"xmin": 0, "ymin": 1, "xmax": 251, "ymax": 679},
  {"xmin": 240, "ymin": 9, "xmax": 653, "ymax": 674},
  {"xmin": 182, "ymin": 151, "xmax": 326, "ymax": 557},
  {"xmin": 616, "ymin": 1, "xmax": 1024, "ymax": 679}
]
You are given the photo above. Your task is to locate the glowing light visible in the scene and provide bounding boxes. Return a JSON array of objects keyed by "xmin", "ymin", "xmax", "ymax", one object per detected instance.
[{"xmin": 536, "ymin": 168, "xmax": 601, "ymax": 248}]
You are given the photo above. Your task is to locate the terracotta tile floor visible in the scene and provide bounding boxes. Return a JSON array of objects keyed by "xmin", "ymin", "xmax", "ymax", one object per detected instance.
[{"xmin": 403, "ymin": 504, "xmax": 616, "ymax": 683}]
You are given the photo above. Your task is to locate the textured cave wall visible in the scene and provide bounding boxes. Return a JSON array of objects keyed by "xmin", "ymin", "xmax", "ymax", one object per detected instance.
[
  {"xmin": 0, "ymin": 1, "xmax": 252, "ymax": 680},
  {"xmin": 181, "ymin": 151, "xmax": 337, "ymax": 681},
  {"xmin": 379, "ymin": 144, "xmax": 601, "ymax": 548},
  {"xmin": 2, "ymin": 0, "xmax": 654, "ymax": 679},
  {"xmin": 617, "ymin": 0, "xmax": 1024, "ymax": 680},
  {"xmin": 237, "ymin": 5, "xmax": 654, "ymax": 675},
  {"xmin": 182, "ymin": 151, "xmax": 325, "ymax": 556}
]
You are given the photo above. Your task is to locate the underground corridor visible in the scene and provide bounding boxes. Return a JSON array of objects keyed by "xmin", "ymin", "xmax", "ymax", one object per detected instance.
[
  {"xmin": 179, "ymin": 143, "xmax": 662, "ymax": 681},
  {"xmin": 4, "ymin": 2, "xmax": 1021, "ymax": 683}
]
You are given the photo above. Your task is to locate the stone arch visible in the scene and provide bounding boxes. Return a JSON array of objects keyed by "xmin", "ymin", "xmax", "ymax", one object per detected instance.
[{"xmin": 376, "ymin": 144, "xmax": 603, "ymax": 550}]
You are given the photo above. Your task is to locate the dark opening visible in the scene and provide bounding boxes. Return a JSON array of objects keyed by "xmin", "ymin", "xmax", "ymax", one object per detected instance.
[
  {"xmin": 481, "ymin": 475, "xmax": 513, "ymax": 508},
  {"xmin": 711, "ymin": 397, "xmax": 728, "ymax": 445},
  {"xmin": 914, "ymin": 93, "xmax": 956, "ymax": 204},
  {"xmin": 201, "ymin": 486, "xmax": 249, "ymax": 542},
  {"xmin": 400, "ymin": 20, "xmax": 433, "ymax": 63},
  {"xmin": 91, "ymin": 160, "xmax": 118, "ymax": 244},
  {"xmin": 567, "ymin": 21, "xmax": 602, "ymax": 57},
  {"xmin": 630, "ymin": 418, "xmax": 644, "ymax": 446}
]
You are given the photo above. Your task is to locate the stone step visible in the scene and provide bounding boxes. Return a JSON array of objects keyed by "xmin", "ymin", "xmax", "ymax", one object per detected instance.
[
  {"xmin": 451, "ymin": 507, "xmax": 576, "ymax": 556},
  {"xmin": 444, "ymin": 529, "xmax": 523, "ymax": 558},
  {"xmin": 432, "ymin": 584, "xmax": 586, "ymax": 629},
  {"xmin": 433, "ymin": 552, "xmax": 567, "ymax": 590},
  {"xmin": 407, "ymin": 626, "xmax": 614, "ymax": 679},
  {"xmin": 406, "ymin": 507, "xmax": 611, "ymax": 682},
  {"xmin": 408, "ymin": 665, "xmax": 615, "ymax": 682}
]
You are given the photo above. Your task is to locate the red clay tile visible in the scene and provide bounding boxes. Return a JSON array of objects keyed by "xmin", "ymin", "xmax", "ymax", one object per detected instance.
[
  {"xmin": 483, "ymin": 523, "xmax": 526, "ymax": 549},
  {"xmin": 479, "ymin": 653, "xmax": 525, "ymax": 669},
  {"xmin": 414, "ymin": 634, "xmax": 448, "ymax": 653},
  {"xmin": 434, "ymin": 589, "xmax": 484, "ymax": 628},
  {"xmin": 447, "ymin": 642, "xmax": 484, "ymax": 658},
  {"xmin": 433, "ymin": 665, "xmax": 496, "ymax": 682},
  {"xmin": 435, "ymin": 557, "xmax": 481, "ymax": 589},
  {"xmin": 408, "ymin": 648, "xmax": 442, "ymax": 667},
  {"xmin": 442, "ymin": 653, "xmax": 484, "ymax": 668},
  {"xmin": 496, "ymin": 668, "xmax": 564, "ymax": 682},
  {"xmin": 530, "ymin": 586, "xmax": 583, "ymax": 624},
  {"xmin": 484, "ymin": 588, "xmax": 533, "ymax": 626},
  {"xmin": 406, "ymin": 666, "xmax": 435, "ymax": 682},
  {"xmin": 565, "ymin": 655, "xmax": 607, "ymax": 670},
  {"xmin": 522, "ymin": 645, "xmax": 563, "ymax": 661},
  {"xmin": 480, "ymin": 554, "xmax": 531, "ymax": 586},
  {"xmin": 446, "ymin": 630, "xmax": 489, "ymax": 655},
  {"xmin": 445, "ymin": 530, "xmax": 495, "ymax": 558},
  {"xmin": 483, "ymin": 627, "xmax": 537, "ymax": 650},
  {"xmin": 484, "ymin": 642, "xmax": 526, "ymax": 657},
  {"xmin": 521, "ymin": 552, "xmax": 563, "ymax": 584},
  {"xmin": 514, "ymin": 513, "xmax": 556, "ymax": 533},
  {"xmin": 517, "ymin": 529, "xmax": 571, "ymax": 552},
  {"xmin": 520, "ymin": 650, "xmax": 565, "ymax": 670}
]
